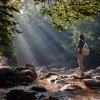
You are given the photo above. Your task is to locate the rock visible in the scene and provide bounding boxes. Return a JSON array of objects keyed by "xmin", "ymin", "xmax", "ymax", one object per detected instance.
[
  {"xmin": 94, "ymin": 67, "xmax": 100, "ymax": 75},
  {"xmin": 38, "ymin": 94, "xmax": 46, "ymax": 99},
  {"xmin": 0, "ymin": 64, "xmax": 37, "ymax": 87},
  {"xmin": 60, "ymin": 84, "xmax": 82, "ymax": 91},
  {"xmin": 55, "ymin": 79, "xmax": 68, "ymax": 84},
  {"xmin": 31, "ymin": 85, "xmax": 47, "ymax": 92},
  {"xmin": 15, "ymin": 63, "xmax": 36, "ymax": 73},
  {"xmin": 67, "ymin": 74, "xmax": 91, "ymax": 80},
  {"xmin": 59, "ymin": 75, "xmax": 69, "ymax": 79},
  {"xmin": 85, "ymin": 70, "xmax": 95, "ymax": 76},
  {"xmin": 0, "ymin": 68, "xmax": 19, "ymax": 76},
  {"xmin": 6, "ymin": 89, "xmax": 37, "ymax": 100},
  {"xmin": 0, "ymin": 68, "xmax": 20, "ymax": 86},
  {"xmin": 20, "ymin": 69, "xmax": 37, "ymax": 80},
  {"xmin": 94, "ymin": 76, "xmax": 100, "ymax": 80},
  {"xmin": 44, "ymin": 96, "xmax": 59, "ymax": 100},
  {"xmin": 46, "ymin": 75, "xmax": 59, "ymax": 83},
  {"xmin": 14, "ymin": 67, "xmax": 28, "ymax": 72},
  {"xmin": 25, "ymin": 63, "xmax": 35, "ymax": 69},
  {"xmin": 83, "ymin": 79, "xmax": 100, "ymax": 89},
  {"xmin": 15, "ymin": 64, "xmax": 37, "ymax": 84},
  {"xmin": 21, "ymin": 75, "xmax": 33, "ymax": 83},
  {"xmin": 96, "ymin": 66, "xmax": 100, "ymax": 70},
  {"xmin": 45, "ymin": 72, "xmax": 58, "ymax": 78}
]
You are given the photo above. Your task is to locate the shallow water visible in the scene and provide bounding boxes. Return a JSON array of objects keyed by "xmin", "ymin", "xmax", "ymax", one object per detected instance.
[{"xmin": 0, "ymin": 66, "xmax": 100, "ymax": 100}]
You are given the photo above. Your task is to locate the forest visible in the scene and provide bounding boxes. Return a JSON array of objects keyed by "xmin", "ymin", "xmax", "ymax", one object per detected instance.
[
  {"xmin": 0, "ymin": 0, "xmax": 100, "ymax": 69},
  {"xmin": 0, "ymin": 0, "xmax": 100, "ymax": 100}
]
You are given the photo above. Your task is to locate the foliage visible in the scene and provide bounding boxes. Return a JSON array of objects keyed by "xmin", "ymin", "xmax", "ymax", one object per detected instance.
[
  {"xmin": 71, "ymin": 15, "xmax": 100, "ymax": 68},
  {"xmin": 0, "ymin": 0, "xmax": 21, "ymax": 58},
  {"xmin": 34, "ymin": 0, "xmax": 100, "ymax": 31}
]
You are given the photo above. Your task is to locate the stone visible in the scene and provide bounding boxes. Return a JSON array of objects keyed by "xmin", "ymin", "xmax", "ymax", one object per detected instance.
[
  {"xmin": 60, "ymin": 84, "xmax": 82, "ymax": 91},
  {"xmin": 94, "ymin": 76, "xmax": 100, "ymax": 80},
  {"xmin": 0, "ymin": 68, "xmax": 20, "ymax": 86},
  {"xmin": 83, "ymin": 79, "xmax": 100, "ymax": 89},
  {"xmin": 45, "ymin": 72, "xmax": 58, "ymax": 78},
  {"xmin": 31, "ymin": 85, "xmax": 47, "ymax": 92},
  {"xmin": 20, "ymin": 69, "xmax": 37, "ymax": 80},
  {"xmin": 6, "ymin": 89, "xmax": 37, "ymax": 100},
  {"xmin": 44, "ymin": 96, "xmax": 59, "ymax": 100},
  {"xmin": 55, "ymin": 79, "xmax": 68, "ymax": 84},
  {"xmin": 47, "ymin": 75, "xmax": 59, "ymax": 83}
]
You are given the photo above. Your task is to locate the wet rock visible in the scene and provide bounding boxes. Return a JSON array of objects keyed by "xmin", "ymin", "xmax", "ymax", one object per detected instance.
[
  {"xmin": 83, "ymin": 79, "xmax": 100, "ymax": 89},
  {"xmin": 6, "ymin": 89, "xmax": 37, "ymax": 100},
  {"xmin": 47, "ymin": 75, "xmax": 59, "ymax": 83},
  {"xmin": 25, "ymin": 63, "xmax": 35, "ymax": 70},
  {"xmin": 21, "ymin": 75, "xmax": 33, "ymax": 83},
  {"xmin": 0, "ymin": 68, "xmax": 19, "ymax": 77},
  {"xmin": 14, "ymin": 67, "xmax": 28, "ymax": 72},
  {"xmin": 44, "ymin": 96, "xmax": 59, "ymax": 100},
  {"xmin": 54, "ymin": 79, "xmax": 68, "ymax": 84},
  {"xmin": 20, "ymin": 69, "xmax": 37, "ymax": 80},
  {"xmin": 0, "ymin": 68, "xmax": 20, "ymax": 86},
  {"xmin": 68, "ymin": 74, "xmax": 91, "ymax": 80},
  {"xmin": 0, "ymin": 64, "xmax": 37, "ymax": 87},
  {"xmin": 38, "ymin": 94, "xmax": 46, "ymax": 99},
  {"xmin": 59, "ymin": 75, "xmax": 69, "ymax": 79},
  {"xmin": 31, "ymin": 85, "xmax": 47, "ymax": 92},
  {"xmin": 96, "ymin": 66, "xmax": 100, "ymax": 71},
  {"xmin": 39, "ymin": 76, "xmax": 45, "ymax": 80},
  {"xmin": 60, "ymin": 84, "xmax": 82, "ymax": 91},
  {"xmin": 85, "ymin": 70, "xmax": 95, "ymax": 76},
  {"xmin": 94, "ymin": 66, "xmax": 100, "ymax": 76},
  {"xmin": 15, "ymin": 63, "xmax": 36, "ymax": 74},
  {"xmin": 45, "ymin": 72, "xmax": 58, "ymax": 78},
  {"xmin": 93, "ymin": 76, "xmax": 100, "ymax": 80}
]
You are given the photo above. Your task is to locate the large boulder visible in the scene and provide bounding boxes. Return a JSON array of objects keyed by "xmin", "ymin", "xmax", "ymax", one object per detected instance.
[
  {"xmin": 20, "ymin": 69, "xmax": 37, "ymax": 81},
  {"xmin": 0, "ymin": 64, "xmax": 37, "ymax": 87},
  {"xmin": 15, "ymin": 63, "xmax": 37, "ymax": 84},
  {"xmin": 15, "ymin": 63, "xmax": 36, "ymax": 73},
  {"xmin": 83, "ymin": 79, "xmax": 100, "ymax": 89},
  {"xmin": 6, "ymin": 89, "xmax": 37, "ymax": 100},
  {"xmin": 0, "ymin": 68, "xmax": 20, "ymax": 86}
]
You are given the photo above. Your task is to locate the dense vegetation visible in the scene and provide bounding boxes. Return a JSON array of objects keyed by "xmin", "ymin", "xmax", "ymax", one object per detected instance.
[
  {"xmin": 34, "ymin": 0, "xmax": 100, "ymax": 31},
  {"xmin": 0, "ymin": 0, "xmax": 100, "ymax": 68},
  {"xmin": 0, "ymin": 0, "xmax": 21, "ymax": 58}
]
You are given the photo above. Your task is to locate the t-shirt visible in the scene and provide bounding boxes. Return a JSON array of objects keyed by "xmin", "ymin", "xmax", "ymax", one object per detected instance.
[{"xmin": 78, "ymin": 39, "xmax": 84, "ymax": 54}]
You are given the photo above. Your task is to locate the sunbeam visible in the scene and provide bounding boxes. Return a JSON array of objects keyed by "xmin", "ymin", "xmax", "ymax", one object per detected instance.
[{"xmin": 14, "ymin": 0, "xmax": 67, "ymax": 67}]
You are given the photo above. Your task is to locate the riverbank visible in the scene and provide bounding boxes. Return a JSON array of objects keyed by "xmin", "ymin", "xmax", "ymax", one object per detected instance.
[{"xmin": 0, "ymin": 64, "xmax": 100, "ymax": 100}]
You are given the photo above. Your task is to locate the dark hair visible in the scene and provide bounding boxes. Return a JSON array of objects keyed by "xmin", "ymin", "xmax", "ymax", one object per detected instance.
[{"xmin": 79, "ymin": 34, "xmax": 84, "ymax": 40}]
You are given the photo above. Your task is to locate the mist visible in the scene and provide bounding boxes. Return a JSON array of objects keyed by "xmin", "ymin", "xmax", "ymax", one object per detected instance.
[{"xmin": 14, "ymin": 0, "xmax": 70, "ymax": 68}]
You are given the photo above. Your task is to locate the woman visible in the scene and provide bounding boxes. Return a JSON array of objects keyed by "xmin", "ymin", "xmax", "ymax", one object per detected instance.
[{"xmin": 77, "ymin": 34, "xmax": 85, "ymax": 76}]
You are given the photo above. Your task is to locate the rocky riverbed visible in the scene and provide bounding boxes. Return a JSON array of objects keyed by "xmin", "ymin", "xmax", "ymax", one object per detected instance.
[{"xmin": 0, "ymin": 64, "xmax": 100, "ymax": 100}]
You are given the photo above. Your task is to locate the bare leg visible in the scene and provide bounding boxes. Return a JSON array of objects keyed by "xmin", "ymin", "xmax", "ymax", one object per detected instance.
[{"xmin": 78, "ymin": 54, "xmax": 84, "ymax": 75}]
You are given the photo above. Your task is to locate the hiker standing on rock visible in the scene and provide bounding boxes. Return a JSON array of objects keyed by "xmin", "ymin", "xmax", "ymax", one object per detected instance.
[{"xmin": 77, "ymin": 34, "xmax": 85, "ymax": 76}]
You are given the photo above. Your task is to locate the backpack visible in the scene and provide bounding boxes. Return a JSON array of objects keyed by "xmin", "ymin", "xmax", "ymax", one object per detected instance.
[{"xmin": 82, "ymin": 41, "xmax": 89, "ymax": 56}]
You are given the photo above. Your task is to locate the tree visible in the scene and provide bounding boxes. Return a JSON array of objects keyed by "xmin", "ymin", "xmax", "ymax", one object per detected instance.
[
  {"xmin": 34, "ymin": 0, "xmax": 100, "ymax": 31},
  {"xmin": 0, "ymin": 0, "xmax": 21, "ymax": 58}
]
